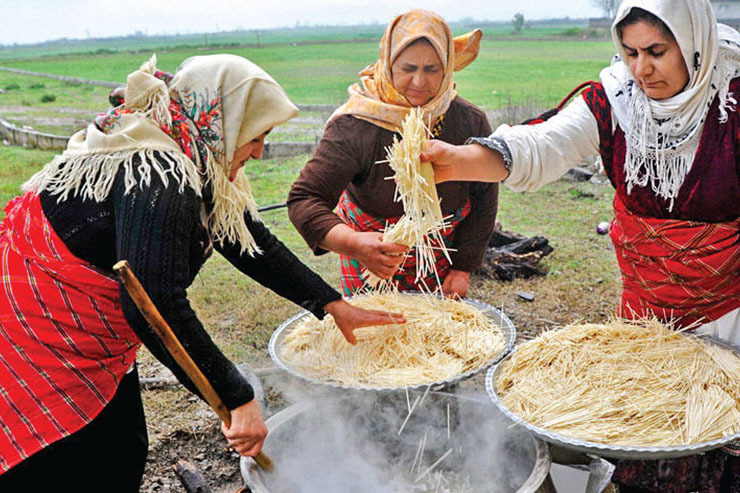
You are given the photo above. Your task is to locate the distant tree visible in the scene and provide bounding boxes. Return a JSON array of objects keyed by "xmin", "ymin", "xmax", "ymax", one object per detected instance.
[
  {"xmin": 591, "ymin": 0, "xmax": 619, "ymax": 18},
  {"xmin": 513, "ymin": 13, "xmax": 525, "ymax": 33}
]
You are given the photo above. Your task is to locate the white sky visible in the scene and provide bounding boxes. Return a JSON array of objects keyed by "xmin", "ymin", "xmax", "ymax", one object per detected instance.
[{"xmin": 2, "ymin": 0, "xmax": 604, "ymax": 45}]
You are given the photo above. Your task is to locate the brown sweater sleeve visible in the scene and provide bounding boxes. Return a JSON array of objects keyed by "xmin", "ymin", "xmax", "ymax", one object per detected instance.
[
  {"xmin": 287, "ymin": 115, "xmax": 373, "ymax": 255},
  {"xmin": 447, "ymin": 106, "xmax": 498, "ymax": 272}
]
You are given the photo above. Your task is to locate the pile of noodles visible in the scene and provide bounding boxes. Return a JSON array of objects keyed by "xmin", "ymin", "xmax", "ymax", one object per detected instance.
[
  {"xmin": 495, "ymin": 319, "xmax": 740, "ymax": 447},
  {"xmin": 280, "ymin": 291, "xmax": 506, "ymax": 388}
]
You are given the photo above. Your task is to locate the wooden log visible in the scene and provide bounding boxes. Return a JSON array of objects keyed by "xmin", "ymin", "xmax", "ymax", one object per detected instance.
[{"xmin": 172, "ymin": 459, "xmax": 212, "ymax": 493}]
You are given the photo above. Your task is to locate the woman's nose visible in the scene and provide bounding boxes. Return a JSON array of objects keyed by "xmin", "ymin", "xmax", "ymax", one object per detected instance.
[
  {"xmin": 412, "ymin": 71, "xmax": 426, "ymax": 88},
  {"xmin": 251, "ymin": 140, "xmax": 265, "ymax": 159},
  {"xmin": 634, "ymin": 54, "xmax": 652, "ymax": 79}
]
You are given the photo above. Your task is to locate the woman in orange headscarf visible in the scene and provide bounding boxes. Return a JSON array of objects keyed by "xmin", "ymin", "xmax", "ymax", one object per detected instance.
[{"xmin": 288, "ymin": 9, "xmax": 497, "ymax": 298}]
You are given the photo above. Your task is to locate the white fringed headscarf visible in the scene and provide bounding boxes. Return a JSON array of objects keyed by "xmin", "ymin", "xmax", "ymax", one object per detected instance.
[
  {"xmin": 168, "ymin": 54, "xmax": 298, "ymax": 254},
  {"xmin": 600, "ymin": 0, "xmax": 740, "ymax": 211},
  {"xmin": 24, "ymin": 54, "xmax": 298, "ymax": 255}
]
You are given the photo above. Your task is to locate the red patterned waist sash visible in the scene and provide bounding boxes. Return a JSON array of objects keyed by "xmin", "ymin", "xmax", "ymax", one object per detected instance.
[{"xmin": 610, "ymin": 195, "xmax": 740, "ymax": 327}]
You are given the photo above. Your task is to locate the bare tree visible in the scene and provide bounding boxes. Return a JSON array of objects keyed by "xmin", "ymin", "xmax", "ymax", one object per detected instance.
[{"xmin": 591, "ymin": 0, "xmax": 619, "ymax": 18}]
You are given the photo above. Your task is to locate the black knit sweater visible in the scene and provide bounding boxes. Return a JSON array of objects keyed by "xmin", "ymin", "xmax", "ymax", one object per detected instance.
[{"xmin": 39, "ymin": 155, "xmax": 341, "ymax": 410}]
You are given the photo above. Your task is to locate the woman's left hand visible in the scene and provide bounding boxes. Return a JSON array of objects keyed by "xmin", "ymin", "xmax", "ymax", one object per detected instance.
[
  {"xmin": 221, "ymin": 399, "xmax": 267, "ymax": 457},
  {"xmin": 325, "ymin": 299, "xmax": 406, "ymax": 345},
  {"xmin": 442, "ymin": 269, "xmax": 470, "ymax": 299}
]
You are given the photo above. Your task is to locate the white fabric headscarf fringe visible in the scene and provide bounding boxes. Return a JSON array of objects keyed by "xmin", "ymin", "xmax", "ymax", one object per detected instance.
[
  {"xmin": 24, "ymin": 53, "xmax": 298, "ymax": 255},
  {"xmin": 600, "ymin": 0, "xmax": 740, "ymax": 211}
]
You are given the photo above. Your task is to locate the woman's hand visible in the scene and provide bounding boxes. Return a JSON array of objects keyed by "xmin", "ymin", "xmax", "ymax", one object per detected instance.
[
  {"xmin": 420, "ymin": 140, "xmax": 509, "ymax": 183},
  {"xmin": 221, "ymin": 399, "xmax": 267, "ymax": 457},
  {"xmin": 350, "ymin": 232, "xmax": 409, "ymax": 279},
  {"xmin": 441, "ymin": 269, "xmax": 470, "ymax": 299},
  {"xmin": 325, "ymin": 299, "xmax": 406, "ymax": 345},
  {"xmin": 322, "ymin": 225, "xmax": 409, "ymax": 279},
  {"xmin": 420, "ymin": 140, "xmax": 461, "ymax": 183}
]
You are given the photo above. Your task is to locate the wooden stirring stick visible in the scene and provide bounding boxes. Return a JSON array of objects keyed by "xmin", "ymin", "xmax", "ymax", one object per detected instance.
[{"xmin": 113, "ymin": 260, "xmax": 274, "ymax": 472}]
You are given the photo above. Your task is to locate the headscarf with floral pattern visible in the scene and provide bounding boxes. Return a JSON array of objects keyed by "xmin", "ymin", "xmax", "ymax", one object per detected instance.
[{"xmin": 24, "ymin": 54, "xmax": 298, "ymax": 255}]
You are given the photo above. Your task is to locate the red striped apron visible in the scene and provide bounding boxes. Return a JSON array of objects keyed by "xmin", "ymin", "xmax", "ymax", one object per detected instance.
[
  {"xmin": 611, "ymin": 195, "xmax": 740, "ymax": 328},
  {"xmin": 0, "ymin": 192, "xmax": 140, "ymax": 473}
]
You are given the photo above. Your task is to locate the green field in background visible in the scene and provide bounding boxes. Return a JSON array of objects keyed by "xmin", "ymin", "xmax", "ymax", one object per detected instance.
[{"xmin": 1, "ymin": 38, "xmax": 614, "ymax": 109}]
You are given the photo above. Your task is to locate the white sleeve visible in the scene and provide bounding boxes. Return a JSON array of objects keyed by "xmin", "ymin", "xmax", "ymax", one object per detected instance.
[{"xmin": 493, "ymin": 96, "xmax": 601, "ymax": 193}]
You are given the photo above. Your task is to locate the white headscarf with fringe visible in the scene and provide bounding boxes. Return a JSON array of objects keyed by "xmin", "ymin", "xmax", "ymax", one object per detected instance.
[
  {"xmin": 600, "ymin": 0, "xmax": 740, "ymax": 211},
  {"xmin": 24, "ymin": 54, "xmax": 298, "ymax": 255}
]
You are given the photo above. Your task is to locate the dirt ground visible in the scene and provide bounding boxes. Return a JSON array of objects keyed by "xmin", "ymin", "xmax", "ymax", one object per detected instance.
[{"xmin": 137, "ymin": 362, "xmax": 251, "ymax": 492}]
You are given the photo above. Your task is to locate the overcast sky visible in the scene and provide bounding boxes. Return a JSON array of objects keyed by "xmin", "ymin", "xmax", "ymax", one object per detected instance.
[{"xmin": 2, "ymin": 0, "xmax": 605, "ymax": 46}]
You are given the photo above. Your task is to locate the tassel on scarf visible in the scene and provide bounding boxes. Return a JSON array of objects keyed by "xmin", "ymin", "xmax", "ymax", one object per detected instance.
[{"xmin": 23, "ymin": 148, "xmax": 201, "ymax": 203}]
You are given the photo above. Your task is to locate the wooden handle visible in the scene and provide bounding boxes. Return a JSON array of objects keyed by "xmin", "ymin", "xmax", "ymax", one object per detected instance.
[{"xmin": 113, "ymin": 260, "xmax": 274, "ymax": 472}]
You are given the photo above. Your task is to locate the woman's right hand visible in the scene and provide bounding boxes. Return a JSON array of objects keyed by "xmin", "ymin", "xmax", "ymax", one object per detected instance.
[
  {"xmin": 421, "ymin": 140, "xmax": 509, "ymax": 183},
  {"xmin": 322, "ymin": 225, "xmax": 409, "ymax": 279},
  {"xmin": 221, "ymin": 399, "xmax": 267, "ymax": 457},
  {"xmin": 348, "ymin": 231, "xmax": 409, "ymax": 279},
  {"xmin": 420, "ymin": 139, "xmax": 461, "ymax": 183}
]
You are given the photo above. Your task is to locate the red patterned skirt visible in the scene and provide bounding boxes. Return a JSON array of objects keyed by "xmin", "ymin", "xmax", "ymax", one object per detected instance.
[{"xmin": 611, "ymin": 195, "xmax": 740, "ymax": 328}]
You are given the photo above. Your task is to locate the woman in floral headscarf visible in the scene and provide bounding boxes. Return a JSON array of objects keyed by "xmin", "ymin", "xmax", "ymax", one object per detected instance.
[
  {"xmin": 288, "ymin": 9, "xmax": 497, "ymax": 298},
  {"xmin": 423, "ymin": 0, "xmax": 740, "ymax": 490},
  {"xmin": 0, "ymin": 54, "xmax": 402, "ymax": 492}
]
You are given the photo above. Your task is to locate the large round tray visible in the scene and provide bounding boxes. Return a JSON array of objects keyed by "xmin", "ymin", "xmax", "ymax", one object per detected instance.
[
  {"xmin": 269, "ymin": 294, "xmax": 516, "ymax": 391},
  {"xmin": 486, "ymin": 335, "xmax": 740, "ymax": 459}
]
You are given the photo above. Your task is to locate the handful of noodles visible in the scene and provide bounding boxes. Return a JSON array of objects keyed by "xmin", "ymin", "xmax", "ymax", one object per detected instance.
[
  {"xmin": 280, "ymin": 291, "xmax": 506, "ymax": 388},
  {"xmin": 495, "ymin": 319, "xmax": 740, "ymax": 447},
  {"xmin": 366, "ymin": 107, "xmax": 449, "ymax": 288}
]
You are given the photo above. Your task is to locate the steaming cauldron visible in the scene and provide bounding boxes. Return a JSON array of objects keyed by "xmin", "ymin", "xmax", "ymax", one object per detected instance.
[{"xmin": 241, "ymin": 391, "xmax": 551, "ymax": 492}]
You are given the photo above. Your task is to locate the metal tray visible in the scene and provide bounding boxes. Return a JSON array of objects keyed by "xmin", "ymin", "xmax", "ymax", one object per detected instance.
[
  {"xmin": 269, "ymin": 294, "xmax": 516, "ymax": 392},
  {"xmin": 486, "ymin": 335, "xmax": 740, "ymax": 459}
]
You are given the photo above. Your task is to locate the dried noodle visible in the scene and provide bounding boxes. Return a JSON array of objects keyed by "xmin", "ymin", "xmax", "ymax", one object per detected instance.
[
  {"xmin": 366, "ymin": 107, "xmax": 450, "ymax": 288},
  {"xmin": 280, "ymin": 291, "xmax": 506, "ymax": 388},
  {"xmin": 496, "ymin": 319, "xmax": 740, "ymax": 447}
]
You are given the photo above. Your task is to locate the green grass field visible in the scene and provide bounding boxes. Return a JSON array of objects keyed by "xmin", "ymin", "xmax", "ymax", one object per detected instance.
[
  {"xmin": 0, "ymin": 21, "xmax": 602, "ymax": 61},
  {"xmin": 1, "ymin": 33, "xmax": 615, "ymax": 109}
]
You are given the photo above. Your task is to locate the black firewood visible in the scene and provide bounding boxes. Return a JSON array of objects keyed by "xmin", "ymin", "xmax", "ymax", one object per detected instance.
[{"xmin": 173, "ymin": 459, "xmax": 212, "ymax": 493}]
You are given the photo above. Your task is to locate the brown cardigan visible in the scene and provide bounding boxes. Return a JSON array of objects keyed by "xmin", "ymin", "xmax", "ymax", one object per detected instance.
[{"xmin": 288, "ymin": 96, "xmax": 498, "ymax": 272}]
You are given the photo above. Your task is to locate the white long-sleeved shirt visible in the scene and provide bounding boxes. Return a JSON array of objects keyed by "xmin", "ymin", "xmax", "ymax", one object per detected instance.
[{"xmin": 496, "ymin": 96, "xmax": 600, "ymax": 192}]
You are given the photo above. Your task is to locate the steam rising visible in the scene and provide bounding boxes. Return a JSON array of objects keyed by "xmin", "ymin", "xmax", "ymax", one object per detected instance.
[{"xmin": 250, "ymin": 376, "xmax": 544, "ymax": 492}]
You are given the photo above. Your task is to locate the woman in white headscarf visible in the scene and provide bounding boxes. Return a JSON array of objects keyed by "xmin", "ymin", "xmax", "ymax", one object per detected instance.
[
  {"xmin": 0, "ymin": 54, "xmax": 402, "ymax": 492},
  {"xmin": 422, "ymin": 0, "xmax": 740, "ymax": 490}
]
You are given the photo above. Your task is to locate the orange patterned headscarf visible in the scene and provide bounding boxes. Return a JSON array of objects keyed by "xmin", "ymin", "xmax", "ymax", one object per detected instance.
[{"xmin": 331, "ymin": 9, "xmax": 482, "ymax": 132}]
